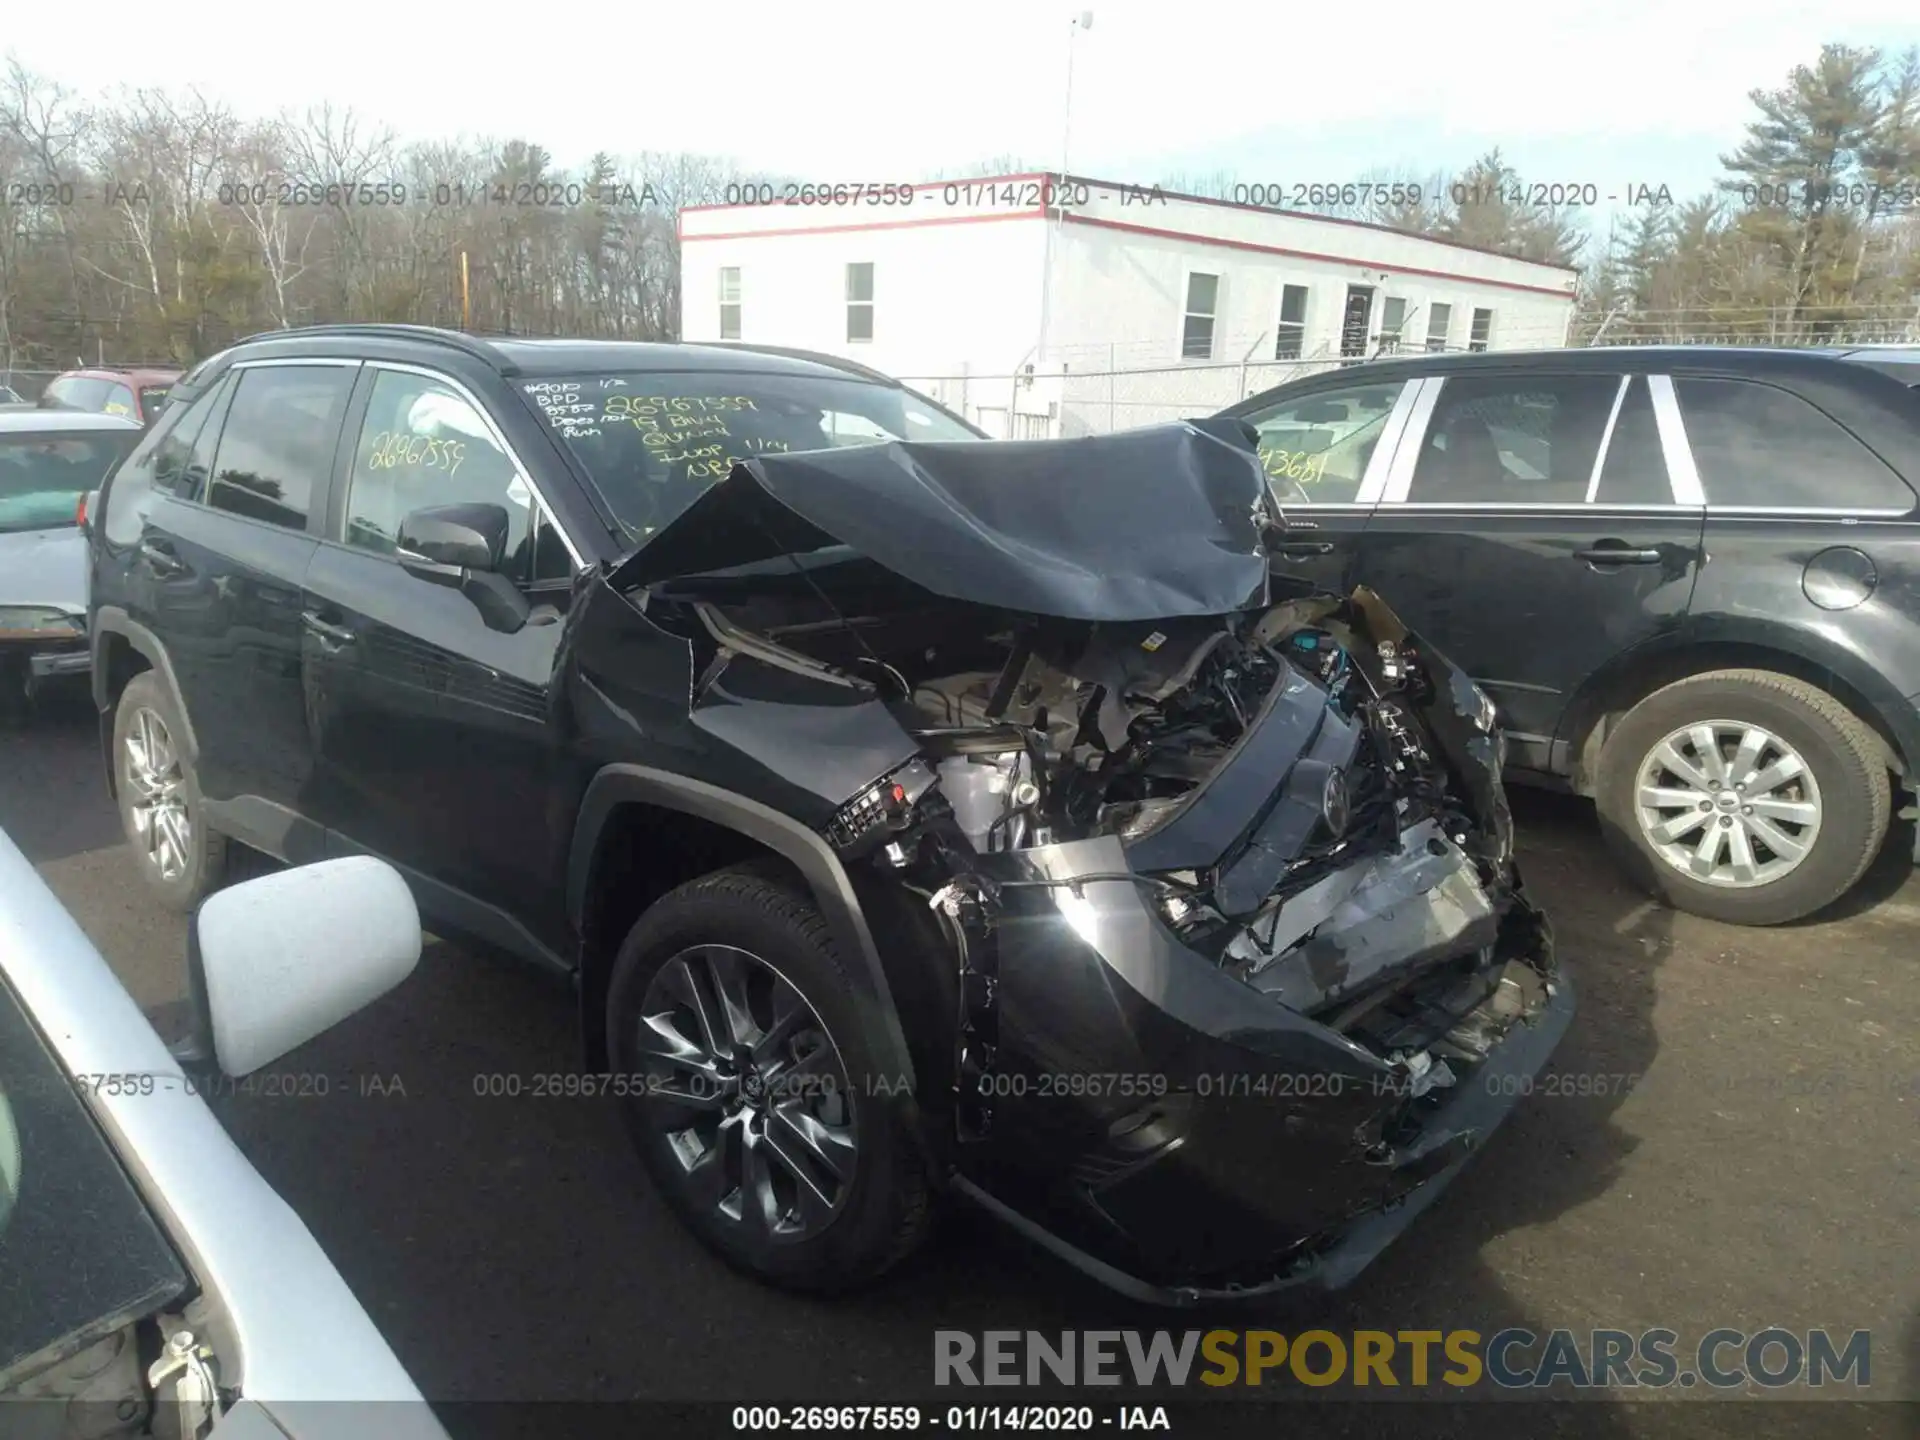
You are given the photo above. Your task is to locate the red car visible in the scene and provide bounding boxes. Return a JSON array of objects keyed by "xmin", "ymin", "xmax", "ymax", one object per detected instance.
[{"xmin": 38, "ymin": 366, "xmax": 182, "ymax": 426}]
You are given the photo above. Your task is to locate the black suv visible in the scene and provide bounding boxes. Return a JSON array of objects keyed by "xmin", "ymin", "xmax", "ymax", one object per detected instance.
[
  {"xmin": 1221, "ymin": 345, "xmax": 1920, "ymax": 927},
  {"xmin": 87, "ymin": 324, "xmax": 1570, "ymax": 1301}
]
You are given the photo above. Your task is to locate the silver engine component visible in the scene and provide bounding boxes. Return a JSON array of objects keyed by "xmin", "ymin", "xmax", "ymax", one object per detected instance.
[{"xmin": 1229, "ymin": 818, "xmax": 1500, "ymax": 1012}]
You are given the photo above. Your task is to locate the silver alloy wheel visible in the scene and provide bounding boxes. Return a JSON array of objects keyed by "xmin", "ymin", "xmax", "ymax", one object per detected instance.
[
  {"xmin": 1632, "ymin": 719, "xmax": 1823, "ymax": 889},
  {"xmin": 123, "ymin": 706, "xmax": 191, "ymax": 882},
  {"xmin": 634, "ymin": 944, "xmax": 857, "ymax": 1251}
]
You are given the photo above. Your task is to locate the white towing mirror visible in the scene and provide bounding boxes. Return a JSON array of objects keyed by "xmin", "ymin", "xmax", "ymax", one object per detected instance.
[{"xmin": 185, "ymin": 857, "xmax": 422, "ymax": 1077}]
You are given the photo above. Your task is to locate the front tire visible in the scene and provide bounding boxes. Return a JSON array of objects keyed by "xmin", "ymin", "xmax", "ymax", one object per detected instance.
[
  {"xmin": 112, "ymin": 671, "xmax": 226, "ymax": 912},
  {"xmin": 605, "ymin": 866, "xmax": 930, "ymax": 1292},
  {"xmin": 1595, "ymin": 669, "xmax": 1890, "ymax": 925}
]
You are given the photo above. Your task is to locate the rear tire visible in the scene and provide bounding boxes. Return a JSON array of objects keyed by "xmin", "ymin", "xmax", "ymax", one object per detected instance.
[
  {"xmin": 1595, "ymin": 669, "xmax": 1890, "ymax": 926},
  {"xmin": 112, "ymin": 671, "xmax": 226, "ymax": 912},
  {"xmin": 605, "ymin": 865, "xmax": 930, "ymax": 1293}
]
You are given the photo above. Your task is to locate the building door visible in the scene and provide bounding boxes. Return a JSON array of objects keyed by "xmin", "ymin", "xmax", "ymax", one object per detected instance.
[{"xmin": 1340, "ymin": 286, "xmax": 1376, "ymax": 358}]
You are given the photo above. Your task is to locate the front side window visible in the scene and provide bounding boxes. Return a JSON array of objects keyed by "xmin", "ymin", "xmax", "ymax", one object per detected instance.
[
  {"xmin": 206, "ymin": 365, "xmax": 354, "ymax": 531},
  {"xmin": 1274, "ymin": 284, "xmax": 1309, "ymax": 360},
  {"xmin": 719, "ymin": 267, "xmax": 742, "ymax": 341},
  {"xmin": 0, "ymin": 430, "xmax": 137, "ymax": 533},
  {"xmin": 1408, "ymin": 374, "xmax": 1619, "ymax": 504},
  {"xmin": 520, "ymin": 370, "xmax": 979, "ymax": 538},
  {"xmin": 1674, "ymin": 377, "xmax": 1915, "ymax": 510},
  {"xmin": 343, "ymin": 369, "xmax": 535, "ymax": 569},
  {"xmin": 1426, "ymin": 303, "xmax": 1453, "ymax": 352},
  {"xmin": 846, "ymin": 263, "xmax": 874, "ymax": 343},
  {"xmin": 1182, "ymin": 272, "xmax": 1219, "ymax": 360},
  {"xmin": 138, "ymin": 385, "xmax": 173, "ymax": 421},
  {"xmin": 1241, "ymin": 382, "xmax": 1405, "ymax": 504}
]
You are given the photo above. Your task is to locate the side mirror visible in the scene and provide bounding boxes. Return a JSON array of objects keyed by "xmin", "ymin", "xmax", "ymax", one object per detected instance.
[
  {"xmin": 395, "ymin": 502, "xmax": 530, "ymax": 635},
  {"xmin": 398, "ymin": 503, "xmax": 508, "ymax": 572},
  {"xmin": 183, "ymin": 857, "xmax": 421, "ymax": 1078}
]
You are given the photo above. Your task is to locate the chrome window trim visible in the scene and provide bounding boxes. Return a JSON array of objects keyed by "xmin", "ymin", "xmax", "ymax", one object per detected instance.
[
  {"xmin": 1646, "ymin": 374, "xmax": 1705, "ymax": 505},
  {"xmin": 1388, "ymin": 502, "xmax": 1709, "ymax": 513},
  {"xmin": 1351, "ymin": 380, "xmax": 1419, "ymax": 506},
  {"xmin": 1380, "ymin": 377, "xmax": 1444, "ymax": 503},
  {"xmin": 1583, "ymin": 375, "xmax": 1633, "ymax": 503},
  {"xmin": 1699, "ymin": 506, "xmax": 1914, "ymax": 518},
  {"xmin": 357, "ymin": 360, "xmax": 586, "ymax": 571}
]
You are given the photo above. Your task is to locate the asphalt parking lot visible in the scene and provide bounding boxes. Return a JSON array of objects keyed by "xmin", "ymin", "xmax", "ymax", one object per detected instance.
[{"xmin": 3, "ymin": 689, "xmax": 1915, "ymax": 1439}]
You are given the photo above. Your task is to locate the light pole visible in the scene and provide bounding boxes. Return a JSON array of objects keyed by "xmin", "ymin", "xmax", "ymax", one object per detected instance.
[
  {"xmin": 1038, "ymin": 11, "xmax": 1092, "ymax": 375},
  {"xmin": 1062, "ymin": 10, "xmax": 1092, "ymax": 180}
]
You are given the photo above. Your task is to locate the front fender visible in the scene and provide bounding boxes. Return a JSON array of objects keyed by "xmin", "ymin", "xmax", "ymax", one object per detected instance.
[{"xmin": 566, "ymin": 764, "xmax": 919, "ymax": 1100}]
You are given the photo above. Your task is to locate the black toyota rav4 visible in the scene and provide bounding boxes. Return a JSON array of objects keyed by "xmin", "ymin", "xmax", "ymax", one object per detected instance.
[{"xmin": 87, "ymin": 324, "xmax": 1570, "ymax": 1302}]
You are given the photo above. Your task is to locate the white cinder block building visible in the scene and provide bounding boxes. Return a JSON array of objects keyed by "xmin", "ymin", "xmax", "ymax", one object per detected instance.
[{"xmin": 678, "ymin": 172, "xmax": 1580, "ymax": 438}]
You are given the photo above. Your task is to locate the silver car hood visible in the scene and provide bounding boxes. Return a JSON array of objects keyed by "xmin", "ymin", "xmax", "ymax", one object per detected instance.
[{"xmin": 0, "ymin": 527, "xmax": 86, "ymax": 612}]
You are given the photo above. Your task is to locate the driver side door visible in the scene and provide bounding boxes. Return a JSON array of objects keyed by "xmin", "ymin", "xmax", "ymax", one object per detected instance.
[
  {"xmin": 302, "ymin": 363, "xmax": 581, "ymax": 966},
  {"xmin": 1225, "ymin": 376, "xmax": 1423, "ymax": 596}
]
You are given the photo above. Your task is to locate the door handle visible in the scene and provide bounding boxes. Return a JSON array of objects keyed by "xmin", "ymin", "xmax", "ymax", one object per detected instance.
[
  {"xmin": 301, "ymin": 610, "xmax": 358, "ymax": 648},
  {"xmin": 1273, "ymin": 541, "xmax": 1336, "ymax": 557},
  {"xmin": 1572, "ymin": 545, "xmax": 1664, "ymax": 566},
  {"xmin": 137, "ymin": 537, "xmax": 186, "ymax": 575}
]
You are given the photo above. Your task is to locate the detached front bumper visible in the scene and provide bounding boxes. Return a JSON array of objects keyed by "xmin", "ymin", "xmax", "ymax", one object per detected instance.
[{"xmin": 950, "ymin": 833, "xmax": 1571, "ymax": 1305}]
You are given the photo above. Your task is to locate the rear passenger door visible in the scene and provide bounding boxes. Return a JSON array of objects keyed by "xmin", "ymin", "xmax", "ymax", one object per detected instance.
[
  {"xmin": 1354, "ymin": 370, "xmax": 1707, "ymax": 772},
  {"xmin": 1233, "ymin": 377, "xmax": 1421, "ymax": 595},
  {"xmin": 125, "ymin": 361, "xmax": 356, "ymax": 851},
  {"xmin": 302, "ymin": 364, "xmax": 579, "ymax": 963}
]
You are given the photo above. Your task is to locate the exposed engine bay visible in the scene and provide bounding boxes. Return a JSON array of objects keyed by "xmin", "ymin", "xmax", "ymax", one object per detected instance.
[{"xmin": 667, "ymin": 569, "xmax": 1518, "ymax": 1036}]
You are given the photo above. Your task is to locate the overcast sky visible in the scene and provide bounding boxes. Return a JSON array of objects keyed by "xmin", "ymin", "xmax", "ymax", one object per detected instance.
[{"xmin": 8, "ymin": 0, "xmax": 1919, "ymax": 220}]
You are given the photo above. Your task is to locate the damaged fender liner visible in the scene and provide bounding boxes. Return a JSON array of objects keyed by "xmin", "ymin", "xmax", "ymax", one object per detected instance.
[{"xmin": 954, "ymin": 970, "xmax": 1575, "ymax": 1307}]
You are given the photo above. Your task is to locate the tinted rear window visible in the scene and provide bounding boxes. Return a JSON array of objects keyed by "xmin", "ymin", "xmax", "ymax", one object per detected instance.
[
  {"xmin": 0, "ymin": 431, "xmax": 136, "ymax": 532},
  {"xmin": 205, "ymin": 366, "xmax": 353, "ymax": 531},
  {"xmin": 1674, "ymin": 377, "xmax": 1914, "ymax": 511}
]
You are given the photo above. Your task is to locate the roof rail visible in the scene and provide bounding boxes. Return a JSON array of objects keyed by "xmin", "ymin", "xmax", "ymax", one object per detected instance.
[
  {"xmin": 234, "ymin": 324, "xmax": 509, "ymax": 369},
  {"xmin": 696, "ymin": 341, "xmax": 901, "ymax": 387}
]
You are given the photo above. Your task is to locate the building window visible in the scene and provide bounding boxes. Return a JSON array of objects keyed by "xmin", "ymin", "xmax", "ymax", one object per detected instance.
[
  {"xmin": 1469, "ymin": 307, "xmax": 1494, "ymax": 352},
  {"xmin": 846, "ymin": 262, "xmax": 874, "ymax": 343},
  {"xmin": 1274, "ymin": 284, "xmax": 1309, "ymax": 360},
  {"xmin": 1426, "ymin": 303, "xmax": 1453, "ymax": 352},
  {"xmin": 1377, "ymin": 297, "xmax": 1408, "ymax": 353},
  {"xmin": 1181, "ymin": 272, "xmax": 1220, "ymax": 360},
  {"xmin": 719, "ymin": 267, "xmax": 741, "ymax": 340}
]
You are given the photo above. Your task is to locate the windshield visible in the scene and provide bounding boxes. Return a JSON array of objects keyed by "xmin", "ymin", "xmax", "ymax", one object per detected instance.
[
  {"xmin": 518, "ymin": 370, "xmax": 980, "ymax": 537},
  {"xmin": 0, "ymin": 432, "xmax": 135, "ymax": 533}
]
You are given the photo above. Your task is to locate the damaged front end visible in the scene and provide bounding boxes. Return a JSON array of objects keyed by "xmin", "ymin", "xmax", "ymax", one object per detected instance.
[{"xmin": 610, "ymin": 423, "xmax": 1572, "ymax": 1302}]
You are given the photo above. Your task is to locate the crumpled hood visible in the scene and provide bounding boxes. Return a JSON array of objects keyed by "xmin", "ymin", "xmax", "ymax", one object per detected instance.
[
  {"xmin": 0, "ymin": 527, "xmax": 86, "ymax": 612},
  {"xmin": 609, "ymin": 419, "xmax": 1276, "ymax": 622}
]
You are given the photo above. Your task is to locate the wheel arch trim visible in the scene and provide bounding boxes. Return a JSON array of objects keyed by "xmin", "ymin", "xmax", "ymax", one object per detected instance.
[
  {"xmin": 1553, "ymin": 618, "xmax": 1920, "ymax": 788},
  {"xmin": 567, "ymin": 764, "xmax": 918, "ymax": 1094},
  {"xmin": 90, "ymin": 607, "xmax": 198, "ymax": 762}
]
